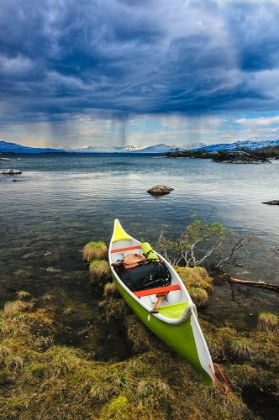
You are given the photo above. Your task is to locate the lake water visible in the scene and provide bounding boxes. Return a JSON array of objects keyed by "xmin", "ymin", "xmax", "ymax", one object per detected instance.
[{"xmin": 1, "ymin": 153, "xmax": 279, "ymax": 348}]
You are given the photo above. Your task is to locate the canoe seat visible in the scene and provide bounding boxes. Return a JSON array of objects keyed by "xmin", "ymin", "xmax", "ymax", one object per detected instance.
[
  {"xmin": 134, "ymin": 284, "xmax": 180, "ymax": 298},
  {"xmin": 111, "ymin": 245, "xmax": 141, "ymax": 253},
  {"xmin": 158, "ymin": 302, "xmax": 189, "ymax": 318}
]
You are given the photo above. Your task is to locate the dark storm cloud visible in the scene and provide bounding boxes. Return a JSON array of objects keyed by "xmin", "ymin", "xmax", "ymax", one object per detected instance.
[{"xmin": 1, "ymin": 0, "xmax": 279, "ymax": 125}]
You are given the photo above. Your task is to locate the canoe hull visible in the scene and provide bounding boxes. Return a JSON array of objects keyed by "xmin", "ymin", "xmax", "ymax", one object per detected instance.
[
  {"xmin": 109, "ymin": 219, "xmax": 215, "ymax": 387},
  {"xmin": 112, "ymin": 271, "xmax": 213, "ymax": 386}
]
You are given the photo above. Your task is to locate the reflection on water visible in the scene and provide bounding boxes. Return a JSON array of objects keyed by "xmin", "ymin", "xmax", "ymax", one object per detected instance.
[{"xmin": 1, "ymin": 154, "xmax": 279, "ymax": 334}]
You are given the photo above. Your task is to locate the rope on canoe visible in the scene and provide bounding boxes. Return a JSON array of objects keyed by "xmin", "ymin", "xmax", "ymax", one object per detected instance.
[{"xmin": 209, "ymin": 363, "xmax": 231, "ymax": 395}]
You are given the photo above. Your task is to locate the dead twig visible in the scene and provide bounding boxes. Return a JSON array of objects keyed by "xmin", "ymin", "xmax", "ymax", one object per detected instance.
[{"xmin": 216, "ymin": 274, "xmax": 279, "ymax": 293}]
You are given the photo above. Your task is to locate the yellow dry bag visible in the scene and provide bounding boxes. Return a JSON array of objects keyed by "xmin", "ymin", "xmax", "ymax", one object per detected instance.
[{"xmin": 141, "ymin": 242, "xmax": 160, "ymax": 261}]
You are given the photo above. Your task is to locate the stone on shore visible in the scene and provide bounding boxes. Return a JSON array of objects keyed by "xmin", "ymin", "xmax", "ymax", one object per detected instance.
[{"xmin": 147, "ymin": 185, "xmax": 174, "ymax": 195}]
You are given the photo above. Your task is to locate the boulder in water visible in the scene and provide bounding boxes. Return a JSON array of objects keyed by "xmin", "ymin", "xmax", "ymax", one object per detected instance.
[{"xmin": 147, "ymin": 185, "xmax": 174, "ymax": 195}]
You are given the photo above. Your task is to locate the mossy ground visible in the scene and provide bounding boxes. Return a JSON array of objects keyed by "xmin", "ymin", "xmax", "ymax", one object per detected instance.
[
  {"xmin": 175, "ymin": 266, "xmax": 213, "ymax": 307},
  {"xmin": 1, "ymin": 266, "xmax": 279, "ymax": 419}
]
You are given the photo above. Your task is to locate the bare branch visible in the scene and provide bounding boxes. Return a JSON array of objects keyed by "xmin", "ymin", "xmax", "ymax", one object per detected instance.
[
  {"xmin": 155, "ymin": 212, "xmax": 257, "ymax": 270},
  {"xmin": 216, "ymin": 234, "xmax": 258, "ymax": 268}
]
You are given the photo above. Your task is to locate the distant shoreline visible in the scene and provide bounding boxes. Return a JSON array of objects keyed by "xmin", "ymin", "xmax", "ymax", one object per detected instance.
[
  {"xmin": 0, "ymin": 151, "xmax": 166, "ymax": 157},
  {"xmin": 165, "ymin": 145, "xmax": 279, "ymax": 161}
]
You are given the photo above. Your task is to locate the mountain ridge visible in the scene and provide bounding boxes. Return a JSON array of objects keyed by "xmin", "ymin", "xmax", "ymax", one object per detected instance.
[{"xmin": 1, "ymin": 139, "xmax": 279, "ymax": 154}]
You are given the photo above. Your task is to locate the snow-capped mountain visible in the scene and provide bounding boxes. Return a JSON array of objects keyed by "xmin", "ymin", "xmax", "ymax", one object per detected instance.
[
  {"xmin": 1, "ymin": 139, "xmax": 279, "ymax": 154},
  {"xmin": 0, "ymin": 140, "xmax": 67, "ymax": 154},
  {"xmin": 122, "ymin": 145, "xmax": 146, "ymax": 152},
  {"xmin": 193, "ymin": 139, "xmax": 279, "ymax": 152},
  {"xmin": 0, "ymin": 140, "xmax": 176, "ymax": 154}
]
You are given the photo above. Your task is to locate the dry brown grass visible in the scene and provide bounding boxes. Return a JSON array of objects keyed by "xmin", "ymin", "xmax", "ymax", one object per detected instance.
[
  {"xmin": 1, "ymin": 279, "xmax": 278, "ymax": 420},
  {"xmin": 6, "ymin": 355, "xmax": 24, "ymax": 372},
  {"xmin": 83, "ymin": 241, "xmax": 108, "ymax": 262},
  {"xmin": 99, "ymin": 297, "xmax": 127, "ymax": 323},
  {"xmin": 0, "ymin": 320, "xmax": 10, "ymax": 339},
  {"xmin": 16, "ymin": 290, "xmax": 32, "ymax": 300},
  {"xmin": 4, "ymin": 300, "xmax": 34, "ymax": 316},
  {"xmin": 33, "ymin": 336, "xmax": 54, "ymax": 352},
  {"xmin": 257, "ymin": 312, "xmax": 279, "ymax": 332},
  {"xmin": 203, "ymin": 324, "xmax": 237, "ymax": 360},
  {"xmin": 230, "ymin": 337, "xmax": 253, "ymax": 359},
  {"xmin": 0, "ymin": 345, "xmax": 11, "ymax": 362},
  {"xmin": 103, "ymin": 282, "xmax": 119, "ymax": 298},
  {"xmin": 89, "ymin": 259, "xmax": 111, "ymax": 283},
  {"xmin": 40, "ymin": 294, "xmax": 53, "ymax": 302},
  {"xmin": 174, "ymin": 266, "xmax": 214, "ymax": 292},
  {"xmin": 125, "ymin": 314, "xmax": 155, "ymax": 352},
  {"xmin": 188, "ymin": 287, "xmax": 208, "ymax": 307}
]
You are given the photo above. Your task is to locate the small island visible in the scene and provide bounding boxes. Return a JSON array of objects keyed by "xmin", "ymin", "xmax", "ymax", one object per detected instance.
[{"xmin": 165, "ymin": 144, "xmax": 279, "ymax": 163}]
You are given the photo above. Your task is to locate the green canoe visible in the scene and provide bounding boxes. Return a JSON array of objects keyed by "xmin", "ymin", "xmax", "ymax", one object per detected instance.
[{"xmin": 109, "ymin": 219, "xmax": 229, "ymax": 391}]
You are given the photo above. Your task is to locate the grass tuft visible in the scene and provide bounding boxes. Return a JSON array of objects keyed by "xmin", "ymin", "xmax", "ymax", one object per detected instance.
[
  {"xmin": 257, "ymin": 311, "xmax": 279, "ymax": 333},
  {"xmin": 41, "ymin": 294, "xmax": 53, "ymax": 302},
  {"xmin": 0, "ymin": 320, "xmax": 11, "ymax": 339},
  {"xmin": 125, "ymin": 314, "xmax": 155, "ymax": 352},
  {"xmin": 175, "ymin": 266, "xmax": 214, "ymax": 292},
  {"xmin": 6, "ymin": 355, "xmax": 24, "ymax": 372},
  {"xmin": 4, "ymin": 300, "xmax": 34, "ymax": 316},
  {"xmin": 188, "ymin": 287, "xmax": 208, "ymax": 307},
  {"xmin": 33, "ymin": 336, "xmax": 54, "ymax": 352},
  {"xmin": 107, "ymin": 394, "xmax": 130, "ymax": 418},
  {"xmin": 103, "ymin": 282, "xmax": 119, "ymax": 298},
  {"xmin": 230, "ymin": 337, "xmax": 253, "ymax": 359},
  {"xmin": 89, "ymin": 260, "xmax": 111, "ymax": 284},
  {"xmin": 16, "ymin": 290, "xmax": 32, "ymax": 300},
  {"xmin": 83, "ymin": 241, "xmax": 108, "ymax": 262},
  {"xmin": 0, "ymin": 345, "xmax": 11, "ymax": 362}
]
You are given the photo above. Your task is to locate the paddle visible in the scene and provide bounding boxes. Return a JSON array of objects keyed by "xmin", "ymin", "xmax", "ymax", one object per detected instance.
[{"xmin": 150, "ymin": 291, "xmax": 168, "ymax": 313}]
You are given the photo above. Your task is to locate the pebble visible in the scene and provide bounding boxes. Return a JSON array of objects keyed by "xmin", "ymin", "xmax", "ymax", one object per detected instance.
[
  {"xmin": 46, "ymin": 267, "xmax": 62, "ymax": 272},
  {"xmin": 44, "ymin": 251, "xmax": 53, "ymax": 256}
]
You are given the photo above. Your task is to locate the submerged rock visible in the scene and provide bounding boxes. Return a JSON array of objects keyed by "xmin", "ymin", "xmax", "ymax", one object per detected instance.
[
  {"xmin": 147, "ymin": 185, "xmax": 174, "ymax": 195},
  {"xmin": 1, "ymin": 169, "xmax": 22, "ymax": 175},
  {"xmin": 263, "ymin": 200, "xmax": 279, "ymax": 205}
]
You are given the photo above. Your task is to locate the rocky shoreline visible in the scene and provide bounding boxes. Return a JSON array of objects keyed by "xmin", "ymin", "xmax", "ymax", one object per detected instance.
[
  {"xmin": 165, "ymin": 144, "xmax": 279, "ymax": 164},
  {"xmin": 211, "ymin": 151, "xmax": 271, "ymax": 164}
]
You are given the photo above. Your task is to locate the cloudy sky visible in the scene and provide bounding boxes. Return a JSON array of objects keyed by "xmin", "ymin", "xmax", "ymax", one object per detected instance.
[{"xmin": 1, "ymin": 0, "xmax": 279, "ymax": 149}]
